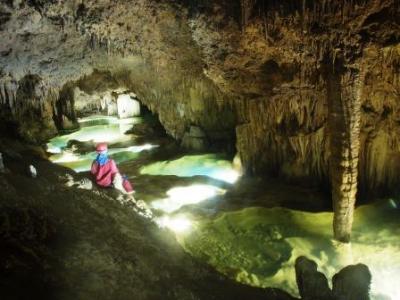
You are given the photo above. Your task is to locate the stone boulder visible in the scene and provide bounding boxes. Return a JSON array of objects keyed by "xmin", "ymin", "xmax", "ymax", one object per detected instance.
[
  {"xmin": 126, "ymin": 123, "xmax": 156, "ymax": 136},
  {"xmin": 295, "ymin": 256, "xmax": 371, "ymax": 300},
  {"xmin": 66, "ymin": 139, "xmax": 94, "ymax": 154},
  {"xmin": 295, "ymin": 256, "xmax": 333, "ymax": 300},
  {"xmin": 332, "ymin": 264, "xmax": 371, "ymax": 300}
]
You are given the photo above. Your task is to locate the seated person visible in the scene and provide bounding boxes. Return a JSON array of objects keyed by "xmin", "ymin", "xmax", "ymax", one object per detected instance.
[{"xmin": 91, "ymin": 142, "xmax": 134, "ymax": 194}]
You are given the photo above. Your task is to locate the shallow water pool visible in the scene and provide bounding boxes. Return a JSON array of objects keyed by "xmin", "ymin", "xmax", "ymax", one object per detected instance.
[
  {"xmin": 180, "ymin": 199, "xmax": 400, "ymax": 300},
  {"xmin": 47, "ymin": 116, "xmax": 154, "ymax": 172},
  {"xmin": 140, "ymin": 154, "xmax": 240, "ymax": 184},
  {"xmin": 45, "ymin": 114, "xmax": 399, "ymax": 299}
]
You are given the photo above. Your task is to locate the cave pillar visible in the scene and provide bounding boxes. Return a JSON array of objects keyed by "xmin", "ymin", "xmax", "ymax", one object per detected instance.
[{"xmin": 327, "ymin": 60, "xmax": 364, "ymax": 243}]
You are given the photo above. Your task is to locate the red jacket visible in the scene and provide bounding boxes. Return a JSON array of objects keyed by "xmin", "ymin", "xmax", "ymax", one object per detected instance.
[{"xmin": 91, "ymin": 159, "xmax": 118, "ymax": 187}]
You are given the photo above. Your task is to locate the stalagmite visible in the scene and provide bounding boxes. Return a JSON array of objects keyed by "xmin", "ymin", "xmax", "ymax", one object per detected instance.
[{"xmin": 327, "ymin": 56, "xmax": 364, "ymax": 243}]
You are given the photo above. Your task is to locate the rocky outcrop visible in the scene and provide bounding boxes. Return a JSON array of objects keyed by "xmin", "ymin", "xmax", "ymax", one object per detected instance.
[
  {"xmin": 0, "ymin": 73, "xmax": 59, "ymax": 142},
  {"xmin": 0, "ymin": 138, "xmax": 285, "ymax": 300},
  {"xmin": 181, "ymin": 126, "xmax": 209, "ymax": 151},
  {"xmin": 295, "ymin": 256, "xmax": 372, "ymax": 300},
  {"xmin": 295, "ymin": 256, "xmax": 333, "ymax": 300},
  {"xmin": 332, "ymin": 264, "xmax": 372, "ymax": 300}
]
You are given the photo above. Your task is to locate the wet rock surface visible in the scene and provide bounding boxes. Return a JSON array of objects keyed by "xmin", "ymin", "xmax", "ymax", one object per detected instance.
[
  {"xmin": 332, "ymin": 263, "xmax": 372, "ymax": 300},
  {"xmin": 0, "ymin": 138, "xmax": 285, "ymax": 300},
  {"xmin": 0, "ymin": 1, "xmax": 399, "ymax": 297},
  {"xmin": 295, "ymin": 256, "xmax": 371, "ymax": 300},
  {"xmin": 0, "ymin": 0, "xmax": 398, "ymax": 199},
  {"xmin": 295, "ymin": 256, "xmax": 333, "ymax": 300}
]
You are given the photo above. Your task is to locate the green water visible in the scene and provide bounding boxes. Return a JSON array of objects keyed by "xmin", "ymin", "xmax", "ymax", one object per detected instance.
[
  {"xmin": 46, "ymin": 114, "xmax": 400, "ymax": 299},
  {"xmin": 47, "ymin": 116, "xmax": 146, "ymax": 172},
  {"xmin": 180, "ymin": 200, "xmax": 400, "ymax": 300},
  {"xmin": 140, "ymin": 154, "xmax": 240, "ymax": 184},
  {"xmin": 47, "ymin": 116, "xmax": 239, "ymax": 179},
  {"xmin": 48, "ymin": 116, "xmax": 140, "ymax": 150}
]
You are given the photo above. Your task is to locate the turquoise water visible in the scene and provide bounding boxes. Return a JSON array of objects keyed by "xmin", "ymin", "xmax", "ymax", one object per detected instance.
[
  {"xmin": 47, "ymin": 116, "xmax": 241, "ymax": 183},
  {"xmin": 47, "ymin": 116, "xmax": 150, "ymax": 172},
  {"xmin": 140, "ymin": 154, "xmax": 240, "ymax": 184},
  {"xmin": 47, "ymin": 116, "xmax": 140, "ymax": 151},
  {"xmin": 46, "ymin": 114, "xmax": 400, "ymax": 299},
  {"xmin": 181, "ymin": 199, "xmax": 400, "ymax": 300}
]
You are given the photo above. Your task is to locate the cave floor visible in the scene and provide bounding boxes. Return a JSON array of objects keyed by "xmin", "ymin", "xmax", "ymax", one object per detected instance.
[
  {"xmin": 3, "ymin": 115, "xmax": 399, "ymax": 299},
  {"xmin": 0, "ymin": 138, "xmax": 296, "ymax": 300},
  {"xmin": 47, "ymin": 115, "xmax": 400, "ymax": 300}
]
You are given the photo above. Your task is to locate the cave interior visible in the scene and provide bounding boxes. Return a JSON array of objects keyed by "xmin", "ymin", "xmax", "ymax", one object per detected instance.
[{"xmin": 0, "ymin": 1, "xmax": 400, "ymax": 300}]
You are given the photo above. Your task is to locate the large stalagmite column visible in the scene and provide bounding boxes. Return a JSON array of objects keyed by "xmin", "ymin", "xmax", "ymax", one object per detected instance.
[{"xmin": 327, "ymin": 59, "xmax": 364, "ymax": 243}]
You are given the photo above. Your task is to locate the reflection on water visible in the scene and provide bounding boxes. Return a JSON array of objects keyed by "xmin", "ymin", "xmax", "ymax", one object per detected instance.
[
  {"xmin": 47, "ymin": 116, "xmax": 155, "ymax": 172},
  {"xmin": 155, "ymin": 215, "xmax": 193, "ymax": 234},
  {"xmin": 49, "ymin": 150, "xmax": 142, "ymax": 172},
  {"xmin": 181, "ymin": 199, "xmax": 400, "ymax": 300},
  {"xmin": 151, "ymin": 184, "xmax": 226, "ymax": 213},
  {"xmin": 46, "ymin": 114, "xmax": 400, "ymax": 299},
  {"xmin": 140, "ymin": 154, "xmax": 240, "ymax": 183},
  {"xmin": 48, "ymin": 116, "xmax": 140, "ymax": 150}
]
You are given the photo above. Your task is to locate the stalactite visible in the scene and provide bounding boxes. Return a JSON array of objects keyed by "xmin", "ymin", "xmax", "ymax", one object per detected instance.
[
  {"xmin": 0, "ymin": 74, "xmax": 18, "ymax": 116},
  {"xmin": 240, "ymin": 0, "xmax": 256, "ymax": 32}
]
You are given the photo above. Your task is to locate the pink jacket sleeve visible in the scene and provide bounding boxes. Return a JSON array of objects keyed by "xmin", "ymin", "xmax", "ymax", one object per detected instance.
[
  {"xmin": 110, "ymin": 159, "xmax": 119, "ymax": 175},
  {"xmin": 91, "ymin": 161, "xmax": 98, "ymax": 175}
]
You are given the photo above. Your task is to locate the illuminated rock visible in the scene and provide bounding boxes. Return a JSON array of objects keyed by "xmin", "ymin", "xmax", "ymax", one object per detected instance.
[
  {"xmin": 0, "ymin": 1, "xmax": 399, "ymax": 198},
  {"xmin": 29, "ymin": 165, "xmax": 37, "ymax": 178},
  {"xmin": 117, "ymin": 94, "xmax": 140, "ymax": 118}
]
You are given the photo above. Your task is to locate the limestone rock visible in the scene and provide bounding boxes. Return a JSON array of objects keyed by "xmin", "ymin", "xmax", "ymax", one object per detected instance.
[
  {"xmin": 28, "ymin": 165, "xmax": 37, "ymax": 178},
  {"xmin": 332, "ymin": 264, "xmax": 371, "ymax": 300},
  {"xmin": 181, "ymin": 134, "xmax": 208, "ymax": 151},
  {"xmin": 295, "ymin": 256, "xmax": 333, "ymax": 300},
  {"xmin": 77, "ymin": 178, "xmax": 93, "ymax": 190},
  {"xmin": 295, "ymin": 256, "xmax": 372, "ymax": 300},
  {"xmin": 181, "ymin": 126, "xmax": 209, "ymax": 151},
  {"xmin": 189, "ymin": 126, "xmax": 206, "ymax": 138},
  {"xmin": 125, "ymin": 122, "xmax": 156, "ymax": 136},
  {"xmin": 66, "ymin": 139, "xmax": 94, "ymax": 154},
  {"xmin": 117, "ymin": 94, "xmax": 140, "ymax": 118},
  {"xmin": 0, "ymin": 0, "xmax": 399, "ymax": 218}
]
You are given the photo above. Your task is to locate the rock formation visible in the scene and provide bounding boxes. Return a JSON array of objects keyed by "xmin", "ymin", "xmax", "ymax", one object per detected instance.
[
  {"xmin": 295, "ymin": 256, "xmax": 372, "ymax": 300},
  {"xmin": 295, "ymin": 256, "xmax": 333, "ymax": 300},
  {"xmin": 0, "ymin": 0, "xmax": 399, "ymax": 241},
  {"xmin": 332, "ymin": 263, "xmax": 372, "ymax": 300}
]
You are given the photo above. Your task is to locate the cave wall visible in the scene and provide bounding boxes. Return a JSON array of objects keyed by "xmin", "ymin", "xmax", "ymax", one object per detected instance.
[{"xmin": 0, "ymin": 0, "xmax": 399, "ymax": 198}]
